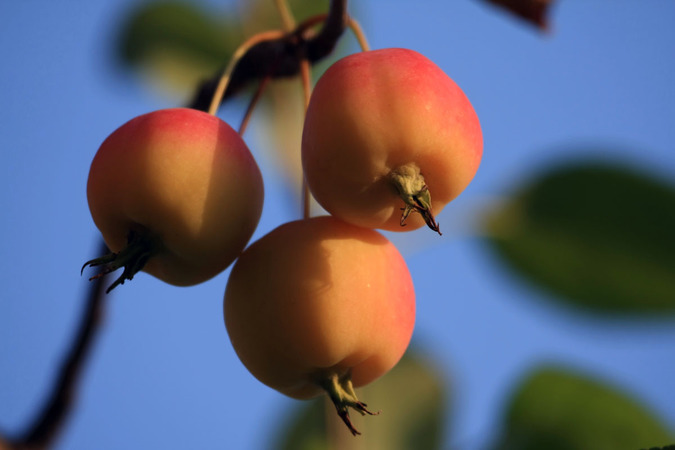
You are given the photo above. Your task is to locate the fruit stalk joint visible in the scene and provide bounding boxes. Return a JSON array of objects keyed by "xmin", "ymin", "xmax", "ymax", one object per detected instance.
[
  {"xmin": 388, "ymin": 163, "xmax": 442, "ymax": 235},
  {"xmin": 81, "ymin": 230, "xmax": 159, "ymax": 293},
  {"xmin": 318, "ymin": 372, "xmax": 379, "ymax": 436}
]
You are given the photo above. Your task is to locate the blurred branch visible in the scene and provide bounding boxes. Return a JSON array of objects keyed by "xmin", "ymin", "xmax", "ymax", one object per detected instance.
[
  {"xmin": 0, "ymin": 1, "xmax": 350, "ymax": 448},
  {"xmin": 1, "ymin": 240, "xmax": 110, "ymax": 450},
  {"xmin": 482, "ymin": 0, "xmax": 554, "ymax": 30},
  {"xmin": 188, "ymin": 0, "xmax": 348, "ymax": 111}
]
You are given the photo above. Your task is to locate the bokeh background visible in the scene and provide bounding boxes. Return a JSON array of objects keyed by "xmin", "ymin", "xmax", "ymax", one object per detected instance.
[{"xmin": 1, "ymin": 1, "xmax": 674, "ymax": 449}]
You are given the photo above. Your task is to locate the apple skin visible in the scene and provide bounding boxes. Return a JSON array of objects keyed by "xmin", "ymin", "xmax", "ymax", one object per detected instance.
[
  {"xmin": 224, "ymin": 216, "xmax": 415, "ymax": 400},
  {"xmin": 87, "ymin": 108, "xmax": 263, "ymax": 286},
  {"xmin": 302, "ymin": 48, "xmax": 483, "ymax": 232}
]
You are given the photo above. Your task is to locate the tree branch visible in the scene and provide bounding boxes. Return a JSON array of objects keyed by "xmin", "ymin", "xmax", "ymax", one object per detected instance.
[
  {"xmin": 482, "ymin": 0, "xmax": 554, "ymax": 30},
  {"xmin": 188, "ymin": 0, "xmax": 348, "ymax": 111},
  {"xmin": 4, "ymin": 240, "xmax": 110, "ymax": 450},
  {"xmin": 0, "ymin": 1, "xmax": 349, "ymax": 448}
]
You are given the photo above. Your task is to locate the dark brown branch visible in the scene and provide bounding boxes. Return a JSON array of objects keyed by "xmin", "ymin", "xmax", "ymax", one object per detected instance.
[
  {"xmin": 188, "ymin": 0, "xmax": 348, "ymax": 112},
  {"xmin": 482, "ymin": 0, "xmax": 554, "ymax": 30},
  {"xmin": 0, "ymin": 1, "xmax": 349, "ymax": 448},
  {"xmin": 4, "ymin": 240, "xmax": 110, "ymax": 450}
]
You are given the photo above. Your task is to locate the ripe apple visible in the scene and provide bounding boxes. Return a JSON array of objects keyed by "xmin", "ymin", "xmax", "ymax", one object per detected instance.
[
  {"xmin": 85, "ymin": 108, "xmax": 263, "ymax": 290},
  {"xmin": 302, "ymin": 48, "xmax": 483, "ymax": 234},
  {"xmin": 224, "ymin": 216, "xmax": 415, "ymax": 434}
]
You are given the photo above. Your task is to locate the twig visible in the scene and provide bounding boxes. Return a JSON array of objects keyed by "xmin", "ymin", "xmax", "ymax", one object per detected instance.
[
  {"xmin": 299, "ymin": 58, "xmax": 312, "ymax": 220},
  {"xmin": 0, "ymin": 1, "xmax": 349, "ymax": 448},
  {"xmin": 187, "ymin": 0, "xmax": 348, "ymax": 111},
  {"xmin": 4, "ymin": 240, "xmax": 110, "ymax": 450}
]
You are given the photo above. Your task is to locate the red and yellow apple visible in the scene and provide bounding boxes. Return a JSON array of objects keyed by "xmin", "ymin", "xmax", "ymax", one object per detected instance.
[
  {"xmin": 85, "ymin": 107, "xmax": 263, "ymax": 289},
  {"xmin": 302, "ymin": 48, "xmax": 483, "ymax": 234},
  {"xmin": 224, "ymin": 216, "xmax": 415, "ymax": 434}
]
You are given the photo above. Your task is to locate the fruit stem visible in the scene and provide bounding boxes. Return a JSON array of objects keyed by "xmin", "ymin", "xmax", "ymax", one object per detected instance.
[
  {"xmin": 208, "ymin": 30, "xmax": 285, "ymax": 116},
  {"xmin": 347, "ymin": 17, "xmax": 370, "ymax": 51},
  {"xmin": 272, "ymin": 0, "xmax": 312, "ymax": 220},
  {"xmin": 81, "ymin": 230, "xmax": 159, "ymax": 293},
  {"xmin": 388, "ymin": 163, "xmax": 442, "ymax": 235},
  {"xmin": 300, "ymin": 57, "xmax": 313, "ymax": 220},
  {"xmin": 238, "ymin": 75, "xmax": 270, "ymax": 136},
  {"xmin": 318, "ymin": 372, "xmax": 379, "ymax": 436},
  {"xmin": 274, "ymin": 0, "xmax": 296, "ymax": 30}
]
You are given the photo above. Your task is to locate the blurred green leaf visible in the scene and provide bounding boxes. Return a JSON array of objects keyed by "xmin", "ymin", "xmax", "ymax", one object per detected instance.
[
  {"xmin": 273, "ymin": 350, "xmax": 448, "ymax": 450},
  {"xmin": 484, "ymin": 161, "xmax": 675, "ymax": 314},
  {"xmin": 114, "ymin": 0, "xmax": 350, "ymax": 188},
  {"xmin": 276, "ymin": 398, "xmax": 329, "ymax": 450},
  {"xmin": 114, "ymin": 0, "xmax": 357, "ymax": 196},
  {"xmin": 492, "ymin": 366, "xmax": 673, "ymax": 450},
  {"xmin": 243, "ymin": 0, "xmax": 330, "ymax": 31},
  {"xmin": 116, "ymin": 1, "xmax": 241, "ymax": 91},
  {"xmin": 114, "ymin": 0, "xmax": 332, "ymax": 93}
]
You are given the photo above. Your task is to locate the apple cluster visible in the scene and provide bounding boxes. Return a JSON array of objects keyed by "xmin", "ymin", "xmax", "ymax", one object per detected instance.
[{"xmin": 84, "ymin": 48, "xmax": 482, "ymax": 435}]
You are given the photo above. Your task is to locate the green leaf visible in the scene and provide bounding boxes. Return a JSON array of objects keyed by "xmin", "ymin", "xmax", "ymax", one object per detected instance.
[
  {"xmin": 115, "ymin": 1, "xmax": 241, "ymax": 91},
  {"xmin": 276, "ymin": 398, "xmax": 330, "ymax": 450},
  {"xmin": 272, "ymin": 350, "xmax": 448, "ymax": 450},
  {"xmin": 114, "ymin": 0, "xmax": 334, "ymax": 93},
  {"xmin": 484, "ymin": 161, "xmax": 675, "ymax": 314},
  {"xmin": 493, "ymin": 366, "xmax": 673, "ymax": 450},
  {"xmin": 242, "ymin": 0, "xmax": 331, "ymax": 30}
]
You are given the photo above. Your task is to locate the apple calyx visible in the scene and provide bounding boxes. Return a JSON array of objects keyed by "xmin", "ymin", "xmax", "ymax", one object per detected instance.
[
  {"xmin": 388, "ymin": 163, "xmax": 442, "ymax": 235},
  {"xmin": 318, "ymin": 371, "xmax": 379, "ymax": 436},
  {"xmin": 81, "ymin": 230, "xmax": 159, "ymax": 293}
]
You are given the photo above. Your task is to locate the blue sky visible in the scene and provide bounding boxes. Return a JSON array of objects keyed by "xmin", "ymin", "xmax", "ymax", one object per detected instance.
[{"xmin": 1, "ymin": 1, "xmax": 674, "ymax": 449}]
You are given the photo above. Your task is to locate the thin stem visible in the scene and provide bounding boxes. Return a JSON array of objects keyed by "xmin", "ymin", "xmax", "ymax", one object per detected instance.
[
  {"xmin": 296, "ymin": 13, "xmax": 329, "ymax": 34},
  {"xmin": 273, "ymin": 0, "xmax": 313, "ymax": 221},
  {"xmin": 299, "ymin": 58, "xmax": 312, "ymax": 220},
  {"xmin": 347, "ymin": 17, "xmax": 370, "ymax": 51},
  {"xmin": 274, "ymin": 0, "xmax": 296, "ymax": 30},
  {"xmin": 238, "ymin": 76, "xmax": 270, "ymax": 136},
  {"xmin": 238, "ymin": 0, "xmax": 298, "ymax": 137},
  {"xmin": 208, "ymin": 30, "xmax": 285, "ymax": 116},
  {"xmin": 187, "ymin": 0, "xmax": 348, "ymax": 111},
  {"xmin": 274, "ymin": 0, "xmax": 314, "ymax": 219},
  {"xmin": 299, "ymin": 61, "xmax": 312, "ymax": 117}
]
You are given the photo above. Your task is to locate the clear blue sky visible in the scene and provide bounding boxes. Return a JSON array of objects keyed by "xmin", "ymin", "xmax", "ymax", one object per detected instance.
[{"xmin": 1, "ymin": 1, "xmax": 674, "ymax": 449}]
